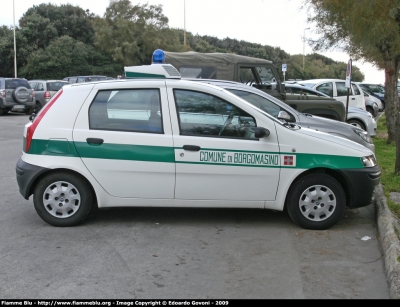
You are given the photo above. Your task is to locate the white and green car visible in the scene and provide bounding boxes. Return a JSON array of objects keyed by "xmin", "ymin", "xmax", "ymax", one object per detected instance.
[{"xmin": 16, "ymin": 62, "xmax": 381, "ymax": 230}]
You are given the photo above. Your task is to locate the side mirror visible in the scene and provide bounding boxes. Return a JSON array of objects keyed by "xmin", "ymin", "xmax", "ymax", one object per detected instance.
[
  {"xmin": 277, "ymin": 110, "xmax": 291, "ymax": 121},
  {"xmin": 255, "ymin": 127, "xmax": 270, "ymax": 138}
]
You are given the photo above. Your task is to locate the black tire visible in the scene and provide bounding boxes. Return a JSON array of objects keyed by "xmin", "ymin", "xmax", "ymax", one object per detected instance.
[
  {"xmin": 286, "ymin": 173, "xmax": 346, "ymax": 230},
  {"xmin": 25, "ymin": 107, "xmax": 34, "ymax": 115},
  {"xmin": 366, "ymin": 106, "xmax": 375, "ymax": 117},
  {"xmin": 346, "ymin": 119, "xmax": 366, "ymax": 131},
  {"xmin": 12, "ymin": 86, "xmax": 30, "ymax": 103},
  {"xmin": 0, "ymin": 108, "xmax": 10, "ymax": 115},
  {"xmin": 33, "ymin": 172, "xmax": 94, "ymax": 227},
  {"xmin": 34, "ymin": 101, "xmax": 42, "ymax": 113}
]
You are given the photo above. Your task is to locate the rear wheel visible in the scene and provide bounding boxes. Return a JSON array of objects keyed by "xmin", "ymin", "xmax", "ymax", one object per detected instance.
[
  {"xmin": 25, "ymin": 107, "xmax": 34, "ymax": 115},
  {"xmin": 34, "ymin": 101, "xmax": 42, "ymax": 113},
  {"xmin": 286, "ymin": 173, "xmax": 346, "ymax": 230},
  {"xmin": 33, "ymin": 172, "xmax": 94, "ymax": 227}
]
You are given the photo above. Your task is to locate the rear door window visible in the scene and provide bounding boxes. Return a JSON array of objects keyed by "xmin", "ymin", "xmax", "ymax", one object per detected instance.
[
  {"xmin": 335, "ymin": 82, "xmax": 348, "ymax": 97},
  {"xmin": 36, "ymin": 82, "xmax": 44, "ymax": 91},
  {"xmin": 352, "ymin": 83, "xmax": 361, "ymax": 95},
  {"xmin": 89, "ymin": 89, "xmax": 163, "ymax": 133},
  {"xmin": 316, "ymin": 82, "xmax": 333, "ymax": 97},
  {"xmin": 29, "ymin": 82, "xmax": 37, "ymax": 90}
]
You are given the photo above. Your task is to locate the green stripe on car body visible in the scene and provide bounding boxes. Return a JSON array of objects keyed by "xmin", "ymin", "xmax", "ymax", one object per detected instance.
[
  {"xmin": 25, "ymin": 138, "xmax": 364, "ymax": 169},
  {"xmin": 125, "ymin": 72, "xmax": 166, "ymax": 79}
]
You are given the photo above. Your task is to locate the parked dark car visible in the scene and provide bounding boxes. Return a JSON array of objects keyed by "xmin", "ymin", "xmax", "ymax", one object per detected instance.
[
  {"xmin": 63, "ymin": 75, "xmax": 108, "ymax": 83},
  {"xmin": 357, "ymin": 82, "xmax": 385, "ymax": 111},
  {"xmin": 28, "ymin": 80, "xmax": 69, "ymax": 112},
  {"xmin": 0, "ymin": 78, "xmax": 35, "ymax": 115}
]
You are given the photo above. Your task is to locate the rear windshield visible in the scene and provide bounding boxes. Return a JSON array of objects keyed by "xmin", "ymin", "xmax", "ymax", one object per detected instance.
[
  {"xmin": 46, "ymin": 82, "xmax": 68, "ymax": 91},
  {"xmin": 5, "ymin": 79, "xmax": 31, "ymax": 89}
]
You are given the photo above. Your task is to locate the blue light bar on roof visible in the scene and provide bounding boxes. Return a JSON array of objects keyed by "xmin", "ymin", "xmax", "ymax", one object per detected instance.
[{"xmin": 152, "ymin": 49, "xmax": 166, "ymax": 64}]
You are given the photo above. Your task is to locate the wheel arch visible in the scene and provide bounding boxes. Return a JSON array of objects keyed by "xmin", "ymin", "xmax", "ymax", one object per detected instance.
[
  {"xmin": 283, "ymin": 167, "xmax": 351, "ymax": 210},
  {"xmin": 28, "ymin": 168, "xmax": 98, "ymax": 208},
  {"xmin": 346, "ymin": 117, "xmax": 367, "ymax": 131}
]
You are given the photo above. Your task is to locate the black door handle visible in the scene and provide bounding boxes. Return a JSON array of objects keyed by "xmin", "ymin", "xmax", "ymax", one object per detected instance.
[
  {"xmin": 183, "ymin": 145, "xmax": 201, "ymax": 151},
  {"xmin": 86, "ymin": 138, "xmax": 104, "ymax": 145}
]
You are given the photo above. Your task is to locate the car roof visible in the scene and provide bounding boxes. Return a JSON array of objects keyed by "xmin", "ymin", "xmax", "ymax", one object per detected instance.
[
  {"xmin": 64, "ymin": 75, "xmax": 107, "ymax": 78},
  {"xmin": 297, "ymin": 79, "xmax": 354, "ymax": 83},
  {"xmin": 29, "ymin": 80, "xmax": 68, "ymax": 82}
]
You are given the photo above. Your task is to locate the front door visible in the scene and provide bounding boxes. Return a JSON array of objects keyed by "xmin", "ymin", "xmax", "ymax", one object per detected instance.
[{"xmin": 167, "ymin": 84, "xmax": 281, "ymax": 203}]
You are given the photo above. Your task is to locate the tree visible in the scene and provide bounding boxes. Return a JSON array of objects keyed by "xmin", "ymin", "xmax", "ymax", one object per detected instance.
[
  {"xmin": 19, "ymin": 3, "xmax": 95, "ymax": 50},
  {"xmin": 93, "ymin": 0, "xmax": 181, "ymax": 67},
  {"xmin": 303, "ymin": 0, "xmax": 400, "ymax": 173},
  {"xmin": 0, "ymin": 26, "xmax": 32, "ymax": 77},
  {"xmin": 19, "ymin": 36, "xmax": 122, "ymax": 79}
]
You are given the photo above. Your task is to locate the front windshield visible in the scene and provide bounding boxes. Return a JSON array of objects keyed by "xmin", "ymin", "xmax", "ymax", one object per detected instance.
[{"xmin": 227, "ymin": 89, "xmax": 282, "ymax": 118}]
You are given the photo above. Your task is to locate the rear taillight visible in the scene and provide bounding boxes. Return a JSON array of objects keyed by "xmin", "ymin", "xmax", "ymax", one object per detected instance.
[
  {"xmin": 44, "ymin": 91, "xmax": 51, "ymax": 99},
  {"xmin": 0, "ymin": 89, "xmax": 5, "ymax": 98},
  {"xmin": 25, "ymin": 89, "xmax": 63, "ymax": 153},
  {"xmin": 32, "ymin": 89, "xmax": 35, "ymax": 98}
]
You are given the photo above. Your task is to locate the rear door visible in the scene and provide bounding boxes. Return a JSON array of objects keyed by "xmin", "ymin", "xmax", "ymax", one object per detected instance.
[{"xmin": 73, "ymin": 80, "xmax": 175, "ymax": 199}]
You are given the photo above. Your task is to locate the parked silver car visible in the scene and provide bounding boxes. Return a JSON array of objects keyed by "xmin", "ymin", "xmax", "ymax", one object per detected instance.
[
  {"xmin": 283, "ymin": 83, "xmax": 376, "ymax": 137},
  {"xmin": 190, "ymin": 79, "xmax": 375, "ymax": 152},
  {"xmin": 28, "ymin": 80, "xmax": 68, "ymax": 112},
  {"xmin": 0, "ymin": 77, "xmax": 35, "ymax": 115},
  {"xmin": 363, "ymin": 90, "xmax": 380, "ymax": 117}
]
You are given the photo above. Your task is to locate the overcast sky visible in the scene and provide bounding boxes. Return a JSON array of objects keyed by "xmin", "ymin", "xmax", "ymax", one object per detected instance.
[{"xmin": 1, "ymin": 0, "xmax": 385, "ymax": 84}]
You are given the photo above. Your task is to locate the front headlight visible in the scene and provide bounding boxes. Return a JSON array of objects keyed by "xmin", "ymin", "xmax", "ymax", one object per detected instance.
[
  {"xmin": 361, "ymin": 155, "xmax": 377, "ymax": 167},
  {"xmin": 353, "ymin": 128, "xmax": 373, "ymax": 144}
]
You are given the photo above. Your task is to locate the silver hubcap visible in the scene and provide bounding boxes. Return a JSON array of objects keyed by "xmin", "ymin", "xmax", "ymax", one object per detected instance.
[
  {"xmin": 299, "ymin": 185, "xmax": 336, "ymax": 221},
  {"xmin": 43, "ymin": 181, "xmax": 81, "ymax": 218}
]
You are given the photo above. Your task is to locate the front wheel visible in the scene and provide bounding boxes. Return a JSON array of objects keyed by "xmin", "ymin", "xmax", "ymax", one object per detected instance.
[
  {"xmin": 33, "ymin": 172, "xmax": 94, "ymax": 227},
  {"xmin": 286, "ymin": 173, "xmax": 346, "ymax": 230},
  {"xmin": 346, "ymin": 119, "xmax": 366, "ymax": 131}
]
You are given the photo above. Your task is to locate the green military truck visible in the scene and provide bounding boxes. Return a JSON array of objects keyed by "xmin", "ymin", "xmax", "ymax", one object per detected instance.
[{"xmin": 164, "ymin": 51, "xmax": 345, "ymax": 121}]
